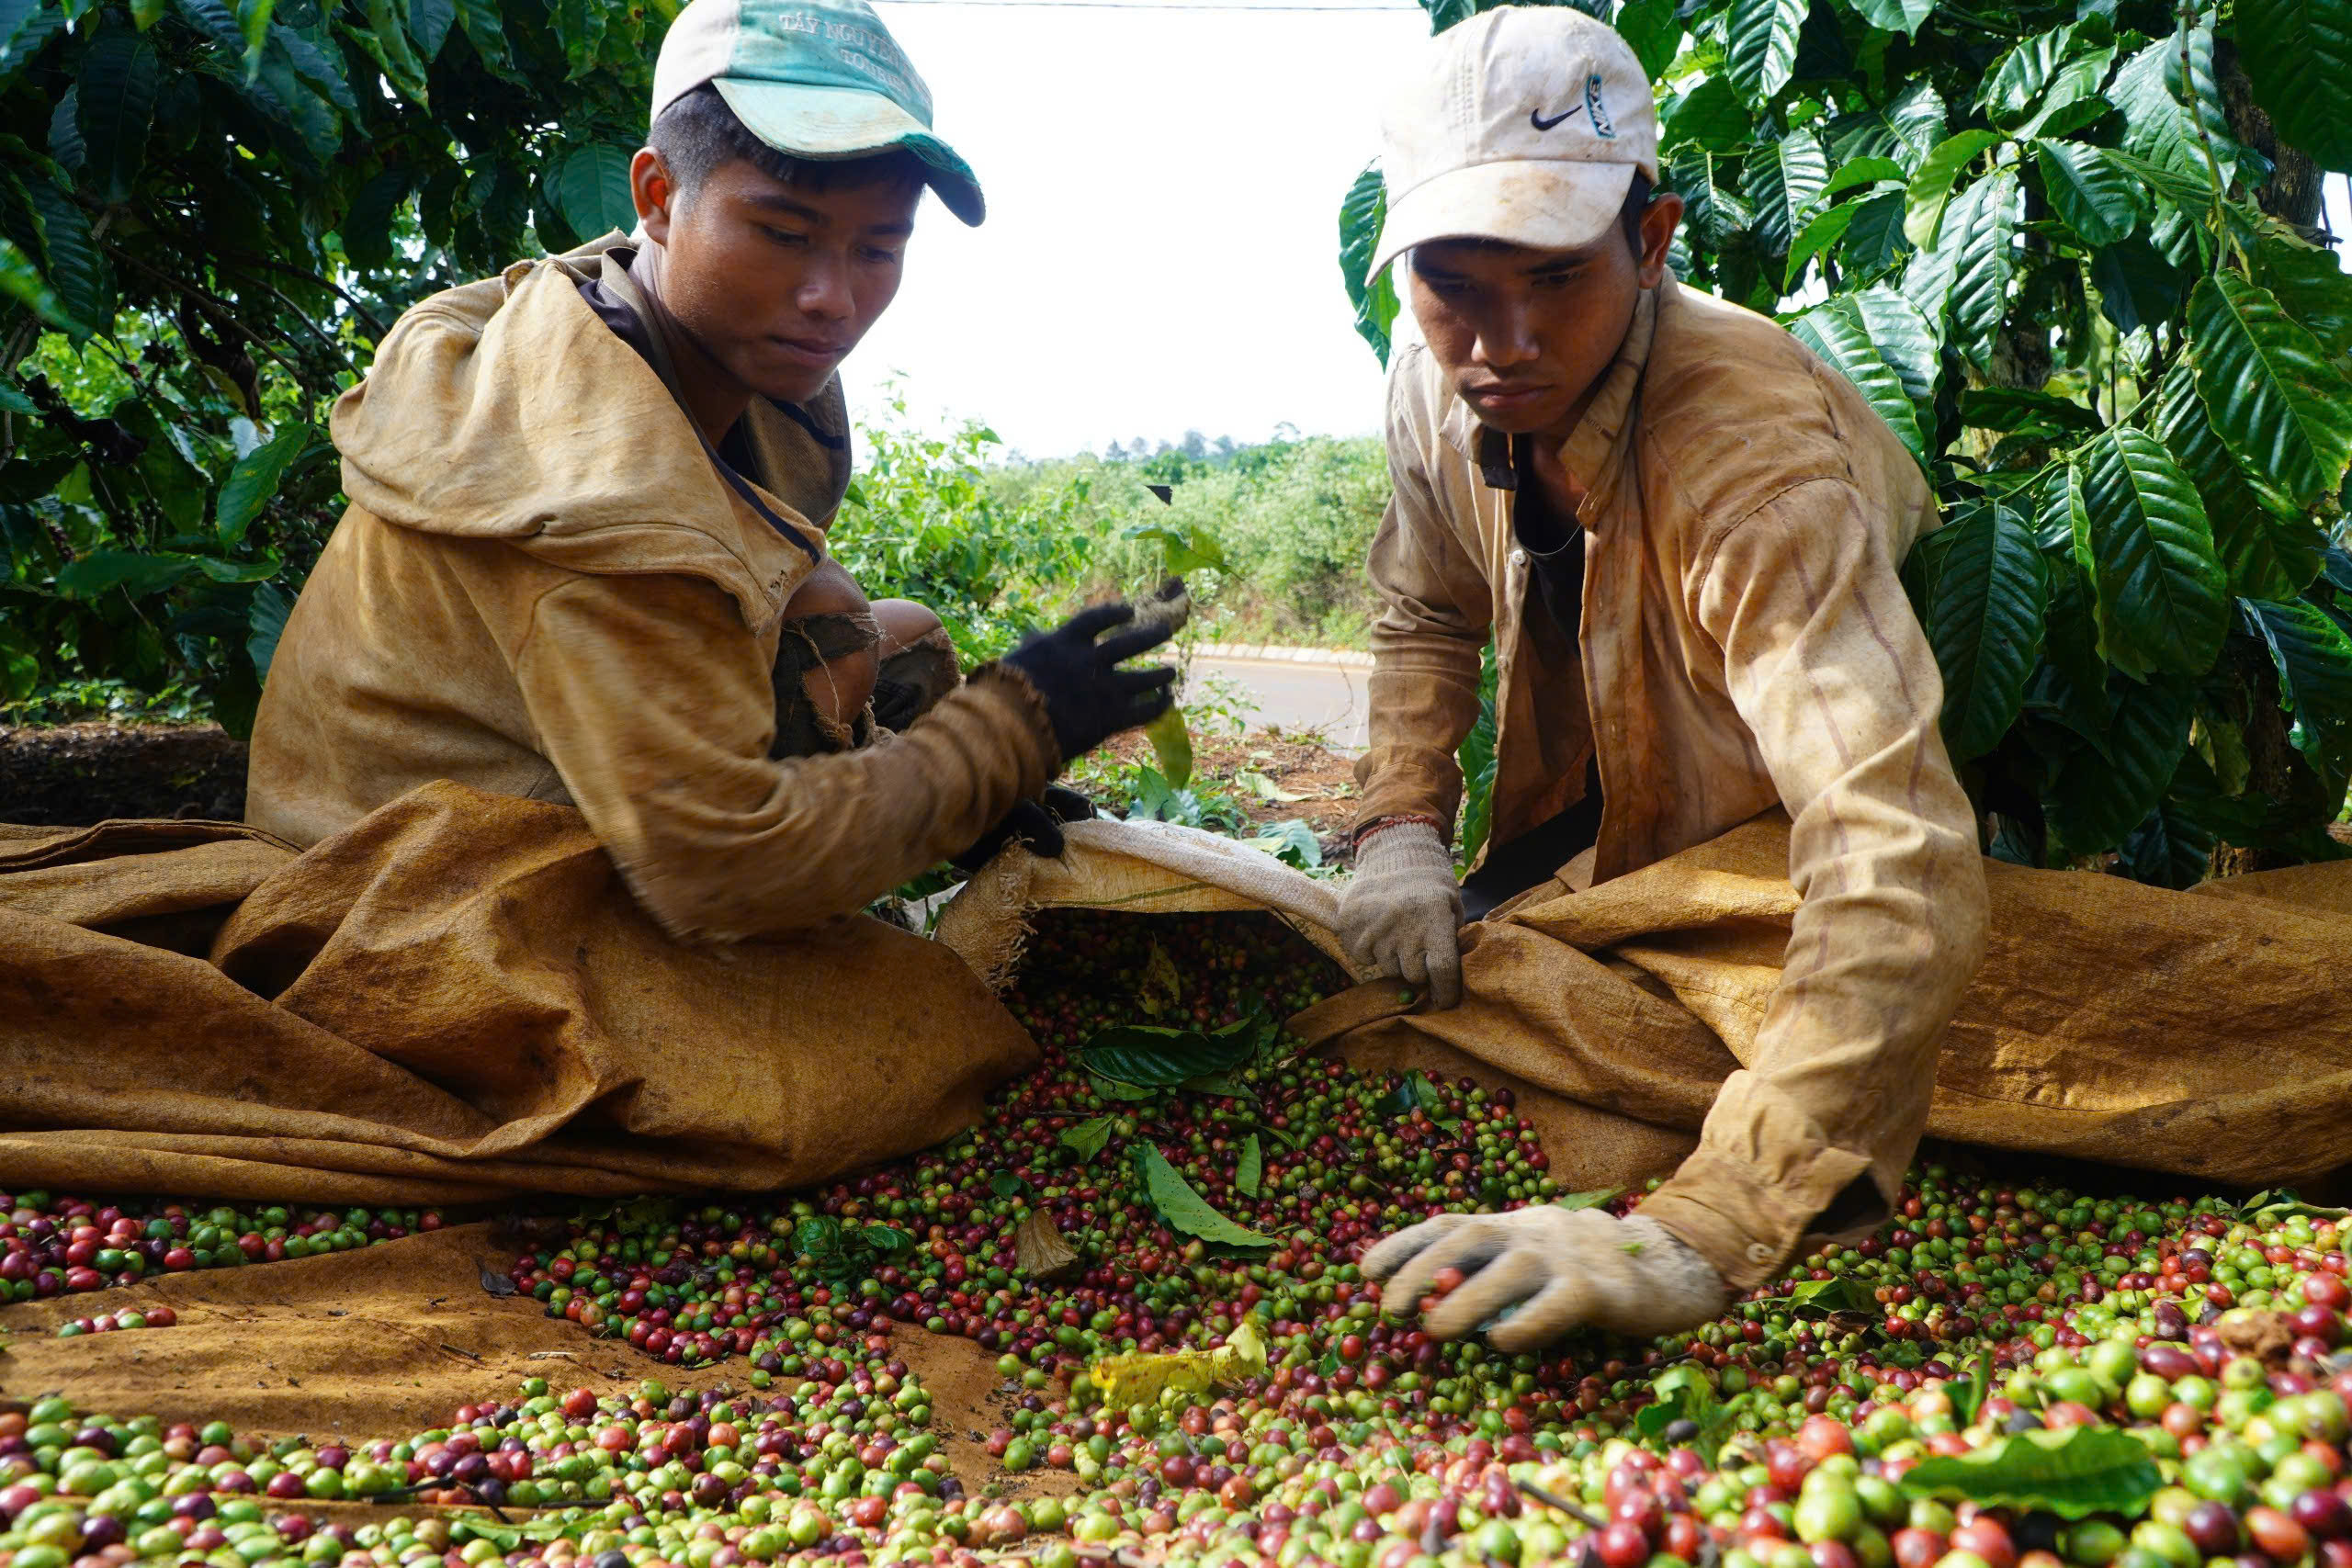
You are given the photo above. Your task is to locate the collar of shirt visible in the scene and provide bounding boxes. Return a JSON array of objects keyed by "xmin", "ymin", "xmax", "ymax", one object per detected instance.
[{"xmin": 1436, "ymin": 277, "xmax": 1668, "ymax": 535}]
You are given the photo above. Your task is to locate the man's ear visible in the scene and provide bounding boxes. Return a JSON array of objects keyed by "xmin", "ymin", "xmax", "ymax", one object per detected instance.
[
  {"xmin": 632, "ymin": 148, "xmax": 679, "ymax": 245},
  {"xmin": 1637, "ymin": 191, "xmax": 1684, "ymax": 288}
]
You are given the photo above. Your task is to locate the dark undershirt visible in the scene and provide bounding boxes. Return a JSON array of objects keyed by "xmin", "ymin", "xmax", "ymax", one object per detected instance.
[{"xmin": 1458, "ymin": 433, "xmax": 1606, "ymax": 919}]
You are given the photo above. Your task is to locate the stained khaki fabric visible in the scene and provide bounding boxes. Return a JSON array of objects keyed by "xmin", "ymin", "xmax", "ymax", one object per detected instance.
[
  {"xmin": 0, "ymin": 784, "xmax": 1036, "ymax": 1202},
  {"xmin": 1357, "ymin": 276, "xmax": 1987, "ymax": 1285},
  {"xmin": 247, "ymin": 236, "xmax": 1060, "ymax": 940},
  {"xmin": 3, "ymin": 807, "xmax": 2346, "ymax": 1235},
  {"xmin": 944, "ymin": 816, "xmax": 2352, "ymax": 1233}
]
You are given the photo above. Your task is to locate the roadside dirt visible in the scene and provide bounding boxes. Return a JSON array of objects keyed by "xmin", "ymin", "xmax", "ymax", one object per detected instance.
[{"xmin": 1093, "ymin": 728, "xmax": 1361, "ymax": 864}]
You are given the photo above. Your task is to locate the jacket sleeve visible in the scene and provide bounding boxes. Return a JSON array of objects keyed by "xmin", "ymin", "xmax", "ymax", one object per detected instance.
[
  {"xmin": 511, "ymin": 570, "xmax": 1057, "ymax": 942},
  {"xmin": 1353, "ymin": 369, "xmax": 1493, "ymax": 838},
  {"xmin": 1638, "ymin": 479, "xmax": 1990, "ymax": 1290}
]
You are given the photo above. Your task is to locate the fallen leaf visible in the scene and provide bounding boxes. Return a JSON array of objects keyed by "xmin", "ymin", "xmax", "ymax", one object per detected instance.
[
  {"xmin": 477, "ymin": 1264, "xmax": 516, "ymax": 1297},
  {"xmin": 1015, "ymin": 1210, "xmax": 1080, "ymax": 1280},
  {"xmin": 1090, "ymin": 1319, "xmax": 1267, "ymax": 1411}
]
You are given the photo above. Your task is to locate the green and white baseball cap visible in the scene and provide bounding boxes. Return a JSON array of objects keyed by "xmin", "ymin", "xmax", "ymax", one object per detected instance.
[
  {"xmin": 1369, "ymin": 6, "xmax": 1657, "ymax": 278},
  {"xmin": 651, "ymin": 0, "xmax": 985, "ymax": 226}
]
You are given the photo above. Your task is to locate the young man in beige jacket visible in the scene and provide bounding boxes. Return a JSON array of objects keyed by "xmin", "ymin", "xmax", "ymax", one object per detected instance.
[
  {"xmin": 248, "ymin": 0, "xmax": 1165, "ymax": 940},
  {"xmin": 1346, "ymin": 7, "xmax": 1990, "ymax": 1347}
]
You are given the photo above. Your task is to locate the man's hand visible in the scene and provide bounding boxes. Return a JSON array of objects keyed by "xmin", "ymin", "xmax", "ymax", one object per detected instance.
[
  {"xmin": 952, "ymin": 784, "xmax": 1096, "ymax": 871},
  {"xmin": 999, "ymin": 603, "xmax": 1178, "ymax": 763},
  {"xmin": 1337, "ymin": 820, "xmax": 1465, "ymax": 1009},
  {"xmin": 1362, "ymin": 1206, "xmax": 1728, "ymax": 1349}
]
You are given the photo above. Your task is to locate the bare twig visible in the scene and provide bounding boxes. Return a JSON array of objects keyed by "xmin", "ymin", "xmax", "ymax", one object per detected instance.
[
  {"xmin": 224, "ymin": 250, "xmax": 390, "ymax": 337},
  {"xmin": 1516, "ymin": 1478, "xmax": 1607, "ymax": 1529},
  {"xmin": 99, "ymin": 241, "xmax": 305, "ymax": 384}
]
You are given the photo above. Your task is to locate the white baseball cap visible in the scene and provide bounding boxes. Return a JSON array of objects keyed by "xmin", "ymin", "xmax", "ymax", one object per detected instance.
[{"xmin": 1368, "ymin": 6, "xmax": 1659, "ymax": 280}]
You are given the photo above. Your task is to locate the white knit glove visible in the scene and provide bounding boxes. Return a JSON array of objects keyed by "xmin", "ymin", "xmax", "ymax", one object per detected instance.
[
  {"xmin": 1363, "ymin": 1207, "xmax": 1729, "ymax": 1349},
  {"xmin": 1337, "ymin": 820, "xmax": 1465, "ymax": 1009}
]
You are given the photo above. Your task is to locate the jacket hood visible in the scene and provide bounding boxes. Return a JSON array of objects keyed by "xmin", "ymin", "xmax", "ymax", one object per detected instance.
[{"xmin": 330, "ymin": 237, "xmax": 826, "ymax": 627}]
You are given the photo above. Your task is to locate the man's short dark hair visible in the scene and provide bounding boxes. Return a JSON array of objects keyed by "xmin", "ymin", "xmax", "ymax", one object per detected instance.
[
  {"xmin": 649, "ymin": 83, "xmax": 928, "ymax": 199},
  {"xmin": 1620, "ymin": 171, "xmax": 1654, "ymax": 256}
]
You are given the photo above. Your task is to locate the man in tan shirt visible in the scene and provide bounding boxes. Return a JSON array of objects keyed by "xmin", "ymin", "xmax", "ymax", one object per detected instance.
[
  {"xmin": 1348, "ymin": 6, "xmax": 1990, "ymax": 1346},
  {"xmin": 248, "ymin": 0, "xmax": 1167, "ymax": 940}
]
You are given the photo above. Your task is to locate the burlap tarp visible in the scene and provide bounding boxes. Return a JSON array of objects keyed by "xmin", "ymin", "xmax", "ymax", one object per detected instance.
[
  {"xmin": 5, "ymin": 785, "xmax": 2349, "ymax": 1452},
  {"xmin": 0, "ymin": 781, "xmax": 1035, "ymax": 1204},
  {"xmin": 945, "ymin": 812, "xmax": 2352, "ymax": 1195},
  {"xmin": 4, "ymin": 783, "xmax": 2348, "ymax": 1211}
]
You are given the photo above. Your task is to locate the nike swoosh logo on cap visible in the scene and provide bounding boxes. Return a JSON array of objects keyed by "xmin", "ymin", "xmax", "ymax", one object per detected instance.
[{"xmin": 1531, "ymin": 106, "xmax": 1579, "ymax": 131}]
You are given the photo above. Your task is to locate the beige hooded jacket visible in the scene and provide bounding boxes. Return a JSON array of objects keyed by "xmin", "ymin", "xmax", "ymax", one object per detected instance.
[
  {"xmin": 1358, "ymin": 276, "xmax": 1991, "ymax": 1287},
  {"xmin": 247, "ymin": 238, "xmax": 1058, "ymax": 941}
]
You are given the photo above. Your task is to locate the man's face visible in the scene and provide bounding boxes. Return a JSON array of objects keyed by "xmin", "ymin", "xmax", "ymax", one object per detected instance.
[
  {"xmin": 634, "ymin": 152, "xmax": 920, "ymax": 405},
  {"xmin": 1408, "ymin": 193, "xmax": 1682, "ymax": 441}
]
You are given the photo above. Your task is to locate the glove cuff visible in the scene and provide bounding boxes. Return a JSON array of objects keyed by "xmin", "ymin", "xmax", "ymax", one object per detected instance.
[
  {"xmin": 965, "ymin": 661, "xmax": 1068, "ymax": 778},
  {"xmin": 1351, "ymin": 818, "xmax": 1452, "ymax": 877}
]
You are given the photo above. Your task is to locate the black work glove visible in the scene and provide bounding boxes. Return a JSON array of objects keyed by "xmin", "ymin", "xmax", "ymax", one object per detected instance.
[
  {"xmin": 998, "ymin": 602, "xmax": 1179, "ymax": 763},
  {"xmin": 952, "ymin": 784, "xmax": 1098, "ymax": 872}
]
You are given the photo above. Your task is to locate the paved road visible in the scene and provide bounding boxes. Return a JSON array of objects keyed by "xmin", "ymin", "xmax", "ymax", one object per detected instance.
[{"xmin": 1185, "ymin": 657, "xmax": 1370, "ymax": 754}]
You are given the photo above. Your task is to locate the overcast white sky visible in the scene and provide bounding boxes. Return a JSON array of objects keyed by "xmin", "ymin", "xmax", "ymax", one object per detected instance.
[{"xmin": 837, "ymin": 0, "xmax": 1432, "ymax": 459}]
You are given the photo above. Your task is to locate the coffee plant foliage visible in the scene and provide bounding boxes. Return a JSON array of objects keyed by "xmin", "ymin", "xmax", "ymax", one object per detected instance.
[
  {"xmin": 0, "ymin": 0, "xmax": 668, "ymax": 734},
  {"xmin": 1340, "ymin": 0, "xmax": 2352, "ymax": 884}
]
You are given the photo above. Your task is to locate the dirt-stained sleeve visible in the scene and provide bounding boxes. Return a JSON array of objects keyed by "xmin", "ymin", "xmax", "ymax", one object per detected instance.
[
  {"xmin": 1637, "ymin": 479, "xmax": 1989, "ymax": 1289},
  {"xmin": 511, "ymin": 571, "xmax": 1058, "ymax": 942},
  {"xmin": 1354, "ymin": 358, "xmax": 1494, "ymax": 838}
]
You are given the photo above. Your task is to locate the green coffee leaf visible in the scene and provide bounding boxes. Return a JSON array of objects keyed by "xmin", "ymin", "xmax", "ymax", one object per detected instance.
[
  {"xmin": 2190, "ymin": 273, "xmax": 2352, "ymax": 511},
  {"xmin": 1237, "ymin": 1134, "xmax": 1261, "ymax": 1199},
  {"xmin": 2042, "ymin": 675, "xmax": 2196, "ymax": 859},
  {"xmin": 2240, "ymin": 596, "xmax": 2352, "ymax": 795},
  {"xmin": 1060, "ymin": 1115, "xmax": 1116, "ymax": 1164},
  {"xmin": 1724, "ymin": 0, "xmax": 1804, "ymax": 106},
  {"xmin": 2151, "ymin": 364, "xmax": 2322, "ymax": 602},
  {"xmin": 1087, "ymin": 1071, "xmax": 1158, "ymax": 1103},
  {"xmin": 1141, "ymin": 705, "xmax": 1194, "ymax": 791},
  {"xmin": 216, "ymin": 421, "xmax": 308, "ymax": 546},
  {"xmin": 1635, "ymin": 1363, "xmax": 1717, "ymax": 1442},
  {"xmin": 1952, "ymin": 1347, "xmax": 1996, "ymax": 1427},
  {"xmin": 2033, "ymin": 138, "xmax": 2141, "ymax": 248},
  {"xmin": 75, "ymin": 29, "xmax": 158, "ymax": 206},
  {"xmin": 54, "ymin": 548, "xmax": 203, "ymax": 600},
  {"xmin": 2069, "ymin": 428, "xmax": 2226, "ymax": 679},
  {"xmin": 2239, "ymin": 0, "xmax": 2352, "ymax": 173},
  {"xmin": 1555, "ymin": 1188, "xmax": 1623, "ymax": 1212},
  {"xmin": 1337, "ymin": 159, "xmax": 1396, "ymax": 365},
  {"xmin": 1790, "ymin": 298, "xmax": 1926, "ymax": 464},
  {"xmin": 547, "ymin": 141, "xmax": 634, "ymax": 246},
  {"xmin": 1745, "ymin": 128, "xmax": 1828, "ymax": 254},
  {"xmin": 1896, "ymin": 1426, "xmax": 2161, "ymax": 1518},
  {"xmin": 1081, "ymin": 1018, "xmax": 1258, "ymax": 1089},
  {"xmin": 1136, "ymin": 1146, "xmax": 1274, "ymax": 1248},
  {"xmin": 1180, "ymin": 1071, "xmax": 1255, "ymax": 1100},
  {"xmin": 1614, "ymin": 0, "xmax": 1681, "ymax": 79},
  {"xmin": 1927, "ymin": 500, "xmax": 2047, "ymax": 761},
  {"xmin": 1847, "ymin": 0, "xmax": 1932, "ymax": 39},
  {"xmin": 1375, "ymin": 1069, "xmax": 1461, "ymax": 1128},
  {"xmin": 1902, "ymin": 130, "xmax": 2000, "ymax": 250}
]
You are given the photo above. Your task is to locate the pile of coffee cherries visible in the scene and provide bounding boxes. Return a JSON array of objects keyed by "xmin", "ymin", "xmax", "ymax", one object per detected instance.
[{"xmin": 3, "ymin": 909, "xmax": 2347, "ymax": 1568}]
